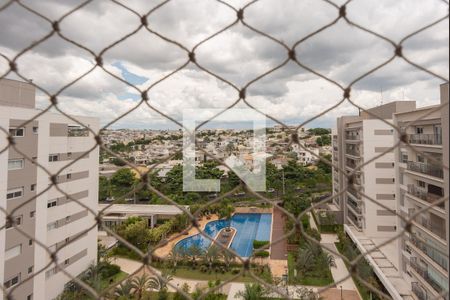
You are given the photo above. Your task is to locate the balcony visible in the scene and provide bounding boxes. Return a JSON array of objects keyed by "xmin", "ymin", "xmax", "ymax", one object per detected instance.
[
  {"xmin": 410, "ymin": 259, "xmax": 445, "ymax": 294},
  {"xmin": 410, "ymin": 236, "xmax": 448, "ymax": 271},
  {"xmin": 407, "ymin": 161, "xmax": 443, "ymax": 179},
  {"xmin": 345, "ymin": 149, "xmax": 360, "ymax": 157},
  {"xmin": 408, "ymin": 134, "xmax": 442, "ymax": 146},
  {"xmin": 347, "ymin": 188, "xmax": 361, "ymax": 200},
  {"xmin": 348, "ymin": 199, "xmax": 362, "ymax": 214},
  {"xmin": 417, "ymin": 219, "xmax": 446, "ymax": 241},
  {"xmin": 407, "ymin": 184, "xmax": 445, "ymax": 209},
  {"xmin": 412, "ymin": 282, "xmax": 428, "ymax": 300},
  {"xmin": 345, "ymin": 135, "xmax": 360, "ymax": 141},
  {"xmin": 347, "ymin": 210, "xmax": 363, "ymax": 230}
]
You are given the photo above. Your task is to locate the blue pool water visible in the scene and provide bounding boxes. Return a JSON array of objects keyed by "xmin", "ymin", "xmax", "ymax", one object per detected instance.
[{"xmin": 175, "ymin": 213, "xmax": 272, "ymax": 257}]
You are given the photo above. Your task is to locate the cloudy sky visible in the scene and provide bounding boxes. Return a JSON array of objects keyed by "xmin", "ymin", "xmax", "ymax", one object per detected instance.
[{"xmin": 0, "ymin": 0, "xmax": 448, "ymax": 129}]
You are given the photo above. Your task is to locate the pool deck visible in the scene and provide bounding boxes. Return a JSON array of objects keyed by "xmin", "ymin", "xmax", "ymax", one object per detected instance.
[{"xmin": 153, "ymin": 214, "xmax": 219, "ymax": 258}]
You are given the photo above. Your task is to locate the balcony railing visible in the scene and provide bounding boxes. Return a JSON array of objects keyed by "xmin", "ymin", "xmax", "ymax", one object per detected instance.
[
  {"xmin": 347, "ymin": 188, "xmax": 361, "ymax": 200},
  {"xmin": 407, "ymin": 185, "xmax": 445, "ymax": 209},
  {"xmin": 346, "ymin": 149, "xmax": 360, "ymax": 156},
  {"xmin": 348, "ymin": 200, "xmax": 362, "ymax": 214},
  {"xmin": 417, "ymin": 219, "xmax": 446, "ymax": 241},
  {"xmin": 407, "ymin": 161, "xmax": 444, "ymax": 179},
  {"xmin": 410, "ymin": 259, "xmax": 444, "ymax": 294},
  {"xmin": 410, "ymin": 236, "xmax": 449, "ymax": 271},
  {"xmin": 412, "ymin": 282, "xmax": 428, "ymax": 300},
  {"xmin": 347, "ymin": 210, "xmax": 363, "ymax": 229},
  {"xmin": 345, "ymin": 135, "xmax": 360, "ymax": 140},
  {"xmin": 408, "ymin": 134, "xmax": 442, "ymax": 146}
]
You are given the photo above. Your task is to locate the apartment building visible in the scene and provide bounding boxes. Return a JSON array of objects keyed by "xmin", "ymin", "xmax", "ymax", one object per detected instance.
[
  {"xmin": 0, "ymin": 79, "xmax": 99, "ymax": 299},
  {"xmin": 332, "ymin": 101, "xmax": 416, "ymax": 236},
  {"xmin": 332, "ymin": 101, "xmax": 419, "ymax": 299},
  {"xmin": 394, "ymin": 83, "xmax": 449, "ymax": 300}
]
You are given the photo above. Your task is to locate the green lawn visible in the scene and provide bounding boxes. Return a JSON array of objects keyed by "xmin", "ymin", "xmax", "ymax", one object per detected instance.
[
  {"xmin": 160, "ymin": 267, "xmax": 257, "ymax": 283},
  {"xmin": 287, "ymin": 252, "xmax": 334, "ymax": 286},
  {"xmin": 99, "ymin": 271, "xmax": 128, "ymax": 290}
]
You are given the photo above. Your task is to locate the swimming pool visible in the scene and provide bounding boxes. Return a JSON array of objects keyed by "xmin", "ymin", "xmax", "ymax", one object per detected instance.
[{"xmin": 175, "ymin": 213, "xmax": 272, "ymax": 257}]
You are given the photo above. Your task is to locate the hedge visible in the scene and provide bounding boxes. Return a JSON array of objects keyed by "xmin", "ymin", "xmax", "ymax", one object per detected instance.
[
  {"xmin": 253, "ymin": 250, "xmax": 270, "ymax": 258},
  {"xmin": 253, "ymin": 240, "xmax": 270, "ymax": 249}
]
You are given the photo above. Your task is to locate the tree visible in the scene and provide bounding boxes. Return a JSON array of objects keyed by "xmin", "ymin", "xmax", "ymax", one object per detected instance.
[
  {"xmin": 235, "ymin": 283, "xmax": 264, "ymax": 300},
  {"xmin": 131, "ymin": 274, "xmax": 157, "ymax": 300},
  {"xmin": 117, "ymin": 217, "xmax": 151, "ymax": 251},
  {"xmin": 111, "ymin": 168, "xmax": 136, "ymax": 188},
  {"xmin": 218, "ymin": 204, "xmax": 235, "ymax": 229},
  {"xmin": 114, "ymin": 279, "xmax": 134, "ymax": 299},
  {"xmin": 99, "ymin": 176, "xmax": 110, "ymax": 200},
  {"xmin": 316, "ymin": 154, "xmax": 332, "ymax": 174},
  {"xmin": 316, "ymin": 134, "xmax": 331, "ymax": 146}
]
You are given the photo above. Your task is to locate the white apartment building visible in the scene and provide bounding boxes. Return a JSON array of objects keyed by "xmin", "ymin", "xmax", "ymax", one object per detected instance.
[
  {"xmin": 332, "ymin": 85, "xmax": 449, "ymax": 300},
  {"xmin": 332, "ymin": 101, "xmax": 419, "ymax": 299},
  {"xmin": 394, "ymin": 83, "xmax": 449, "ymax": 300},
  {"xmin": 0, "ymin": 79, "xmax": 99, "ymax": 300},
  {"xmin": 333, "ymin": 101, "xmax": 416, "ymax": 236}
]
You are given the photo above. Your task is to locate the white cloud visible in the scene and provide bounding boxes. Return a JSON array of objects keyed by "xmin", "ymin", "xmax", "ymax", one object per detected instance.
[{"xmin": 0, "ymin": 0, "xmax": 448, "ymax": 129}]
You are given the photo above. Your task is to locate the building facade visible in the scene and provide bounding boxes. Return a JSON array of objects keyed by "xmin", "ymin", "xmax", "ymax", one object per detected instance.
[
  {"xmin": 332, "ymin": 101, "xmax": 416, "ymax": 237},
  {"xmin": 394, "ymin": 83, "xmax": 449, "ymax": 300},
  {"xmin": 0, "ymin": 79, "xmax": 99, "ymax": 299}
]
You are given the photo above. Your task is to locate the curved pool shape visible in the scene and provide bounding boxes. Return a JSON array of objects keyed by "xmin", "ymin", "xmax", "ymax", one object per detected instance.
[{"xmin": 175, "ymin": 213, "xmax": 272, "ymax": 258}]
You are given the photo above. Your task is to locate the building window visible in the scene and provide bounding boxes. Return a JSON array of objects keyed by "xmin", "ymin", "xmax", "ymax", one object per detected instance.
[
  {"xmin": 9, "ymin": 128, "xmax": 24, "ymax": 137},
  {"xmin": 8, "ymin": 159, "xmax": 24, "ymax": 170},
  {"xmin": 30, "ymin": 211, "xmax": 35, "ymax": 218},
  {"xmin": 32, "ymin": 126, "xmax": 38, "ymax": 134},
  {"xmin": 47, "ymin": 200, "xmax": 57, "ymax": 208},
  {"xmin": 29, "ymin": 239, "xmax": 33, "ymax": 246},
  {"xmin": 66, "ymin": 173, "xmax": 72, "ymax": 180},
  {"xmin": 28, "ymin": 266, "xmax": 33, "ymax": 274},
  {"xmin": 415, "ymin": 127, "xmax": 424, "ymax": 134},
  {"xmin": 27, "ymin": 294, "xmax": 33, "ymax": 300},
  {"xmin": 64, "ymin": 259, "xmax": 69, "ymax": 265},
  {"xmin": 5, "ymin": 244, "xmax": 22, "ymax": 260},
  {"xmin": 47, "ymin": 222, "xmax": 57, "ymax": 231},
  {"xmin": 6, "ymin": 187, "xmax": 24, "ymax": 200},
  {"xmin": 68, "ymin": 152, "xmax": 72, "ymax": 158},
  {"xmin": 6, "ymin": 216, "xmax": 23, "ymax": 229},
  {"xmin": 49, "ymin": 154, "xmax": 59, "ymax": 162},
  {"xmin": 31, "ymin": 184, "xmax": 36, "ymax": 191},
  {"xmin": 417, "ymin": 180, "xmax": 426, "ymax": 188},
  {"xmin": 4, "ymin": 274, "xmax": 20, "ymax": 289}
]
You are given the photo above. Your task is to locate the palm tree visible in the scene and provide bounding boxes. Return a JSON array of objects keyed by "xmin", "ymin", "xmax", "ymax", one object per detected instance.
[
  {"xmin": 205, "ymin": 246, "xmax": 220, "ymax": 270},
  {"xmin": 222, "ymin": 250, "xmax": 235, "ymax": 270},
  {"xmin": 187, "ymin": 245, "xmax": 204, "ymax": 266},
  {"xmin": 114, "ymin": 279, "xmax": 134, "ymax": 299},
  {"xmin": 167, "ymin": 249, "xmax": 180, "ymax": 270},
  {"xmin": 296, "ymin": 248, "xmax": 314, "ymax": 275},
  {"xmin": 235, "ymin": 283, "xmax": 264, "ymax": 300},
  {"xmin": 151, "ymin": 272, "xmax": 173, "ymax": 291},
  {"xmin": 131, "ymin": 274, "xmax": 155, "ymax": 299}
]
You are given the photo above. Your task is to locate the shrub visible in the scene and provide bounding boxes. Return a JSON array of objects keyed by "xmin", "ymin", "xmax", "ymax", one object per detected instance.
[
  {"xmin": 253, "ymin": 250, "xmax": 270, "ymax": 258},
  {"xmin": 99, "ymin": 263, "xmax": 120, "ymax": 278},
  {"xmin": 306, "ymin": 228, "xmax": 321, "ymax": 242},
  {"xmin": 200, "ymin": 265, "xmax": 208, "ymax": 273},
  {"xmin": 231, "ymin": 268, "xmax": 240, "ymax": 275},
  {"xmin": 253, "ymin": 240, "xmax": 270, "ymax": 249}
]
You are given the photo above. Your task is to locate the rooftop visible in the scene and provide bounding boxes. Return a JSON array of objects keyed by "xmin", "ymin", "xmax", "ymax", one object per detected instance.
[{"xmin": 99, "ymin": 204, "xmax": 189, "ymax": 216}]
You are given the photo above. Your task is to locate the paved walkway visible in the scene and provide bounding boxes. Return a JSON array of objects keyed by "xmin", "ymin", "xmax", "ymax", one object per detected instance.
[
  {"xmin": 270, "ymin": 207, "xmax": 287, "ymax": 260},
  {"xmin": 308, "ymin": 213, "xmax": 360, "ymax": 294}
]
